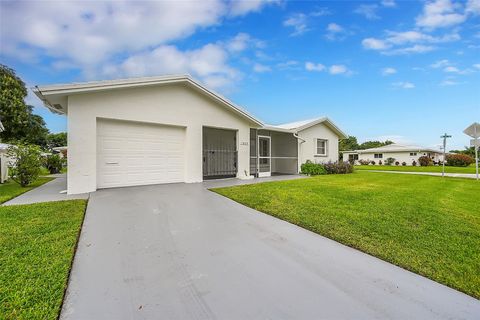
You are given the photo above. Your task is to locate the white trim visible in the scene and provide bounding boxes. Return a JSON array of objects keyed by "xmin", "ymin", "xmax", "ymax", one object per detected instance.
[
  {"xmin": 257, "ymin": 135, "xmax": 271, "ymax": 177},
  {"xmin": 315, "ymin": 138, "xmax": 328, "ymax": 157},
  {"xmin": 32, "ymin": 74, "xmax": 263, "ymax": 126}
]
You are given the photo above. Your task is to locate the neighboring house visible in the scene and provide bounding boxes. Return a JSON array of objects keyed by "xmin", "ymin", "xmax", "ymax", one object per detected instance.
[
  {"xmin": 52, "ymin": 146, "xmax": 67, "ymax": 158},
  {"xmin": 34, "ymin": 75, "xmax": 347, "ymax": 195},
  {"xmin": 0, "ymin": 143, "xmax": 11, "ymax": 183},
  {"xmin": 0, "ymin": 119, "xmax": 4, "ymax": 132},
  {"xmin": 342, "ymin": 143, "xmax": 443, "ymax": 165}
]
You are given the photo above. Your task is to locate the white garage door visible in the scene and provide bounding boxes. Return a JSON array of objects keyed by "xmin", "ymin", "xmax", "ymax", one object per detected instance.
[{"xmin": 97, "ymin": 119, "xmax": 185, "ymax": 188}]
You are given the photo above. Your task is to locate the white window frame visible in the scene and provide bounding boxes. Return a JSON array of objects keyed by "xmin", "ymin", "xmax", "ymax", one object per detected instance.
[
  {"xmin": 374, "ymin": 153, "xmax": 383, "ymax": 159},
  {"xmin": 410, "ymin": 152, "xmax": 417, "ymax": 156},
  {"xmin": 315, "ymin": 139, "xmax": 328, "ymax": 156}
]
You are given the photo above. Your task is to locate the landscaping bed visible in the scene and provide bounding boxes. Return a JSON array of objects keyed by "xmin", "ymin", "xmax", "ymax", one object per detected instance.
[
  {"xmin": 0, "ymin": 200, "xmax": 88, "ymax": 319},
  {"xmin": 213, "ymin": 171, "xmax": 480, "ymax": 299},
  {"xmin": 355, "ymin": 164, "xmax": 476, "ymax": 174}
]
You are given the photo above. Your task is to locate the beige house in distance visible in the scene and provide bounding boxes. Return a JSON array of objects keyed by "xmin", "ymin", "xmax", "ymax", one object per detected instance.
[{"xmin": 342, "ymin": 143, "xmax": 443, "ymax": 165}]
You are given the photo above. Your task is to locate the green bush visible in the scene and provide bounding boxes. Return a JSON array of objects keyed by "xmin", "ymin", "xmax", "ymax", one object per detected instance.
[
  {"xmin": 385, "ymin": 157, "xmax": 395, "ymax": 165},
  {"xmin": 323, "ymin": 161, "xmax": 354, "ymax": 174},
  {"xmin": 445, "ymin": 154, "xmax": 474, "ymax": 167},
  {"xmin": 6, "ymin": 144, "xmax": 42, "ymax": 187},
  {"xmin": 44, "ymin": 154, "xmax": 63, "ymax": 174},
  {"xmin": 301, "ymin": 160, "xmax": 327, "ymax": 175},
  {"xmin": 418, "ymin": 156, "xmax": 432, "ymax": 166}
]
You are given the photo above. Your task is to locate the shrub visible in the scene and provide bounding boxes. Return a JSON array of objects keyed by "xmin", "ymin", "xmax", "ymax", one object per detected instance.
[
  {"xmin": 371, "ymin": 160, "xmax": 376, "ymax": 165},
  {"xmin": 6, "ymin": 144, "xmax": 42, "ymax": 187},
  {"xmin": 323, "ymin": 161, "xmax": 354, "ymax": 174},
  {"xmin": 412, "ymin": 160, "xmax": 417, "ymax": 166},
  {"xmin": 418, "ymin": 156, "xmax": 432, "ymax": 166},
  {"xmin": 385, "ymin": 157, "xmax": 395, "ymax": 165},
  {"xmin": 445, "ymin": 154, "xmax": 474, "ymax": 167},
  {"xmin": 395, "ymin": 161, "xmax": 400, "ymax": 166},
  {"xmin": 358, "ymin": 159, "xmax": 370, "ymax": 165},
  {"xmin": 44, "ymin": 154, "xmax": 63, "ymax": 174},
  {"xmin": 402, "ymin": 162, "xmax": 407, "ymax": 166},
  {"xmin": 378, "ymin": 160, "xmax": 382, "ymax": 165},
  {"xmin": 301, "ymin": 160, "xmax": 327, "ymax": 175}
]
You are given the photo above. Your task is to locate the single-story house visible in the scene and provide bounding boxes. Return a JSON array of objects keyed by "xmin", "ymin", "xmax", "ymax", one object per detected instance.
[
  {"xmin": 33, "ymin": 75, "xmax": 347, "ymax": 195},
  {"xmin": 342, "ymin": 143, "xmax": 443, "ymax": 165}
]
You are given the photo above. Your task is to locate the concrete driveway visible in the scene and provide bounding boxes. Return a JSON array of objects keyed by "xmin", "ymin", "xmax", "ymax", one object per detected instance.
[{"xmin": 61, "ymin": 180, "xmax": 480, "ymax": 320}]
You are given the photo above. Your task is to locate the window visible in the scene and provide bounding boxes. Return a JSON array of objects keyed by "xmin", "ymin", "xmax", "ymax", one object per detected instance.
[
  {"xmin": 348, "ymin": 154, "xmax": 359, "ymax": 161},
  {"xmin": 410, "ymin": 152, "xmax": 417, "ymax": 156},
  {"xmin": 374, "ymin": 153, "xmax": 383, "ymax": 159},
  {"xmin": 316, "ymin": 139, "xmax": 327, "ymax": 156}
]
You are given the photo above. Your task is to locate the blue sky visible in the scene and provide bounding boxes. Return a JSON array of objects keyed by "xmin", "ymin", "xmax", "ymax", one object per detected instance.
[{"xmin": 1, "ymin": 0, "xmax": 479, "ymax": 150}]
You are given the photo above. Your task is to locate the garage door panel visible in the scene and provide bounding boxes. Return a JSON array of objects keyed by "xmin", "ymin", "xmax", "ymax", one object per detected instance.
[{"xmin": 97, "ymin": 119, "xmax": 185, "ymax": 188}]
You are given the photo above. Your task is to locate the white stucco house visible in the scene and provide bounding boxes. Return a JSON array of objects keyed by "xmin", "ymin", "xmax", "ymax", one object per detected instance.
[
  {"xmin": 342, "ymin": 143, "xmax": 443, "ymax": 165},
  {"xmin": 33, "ymin": 75, "xmax": 347, "ymax": 195}
]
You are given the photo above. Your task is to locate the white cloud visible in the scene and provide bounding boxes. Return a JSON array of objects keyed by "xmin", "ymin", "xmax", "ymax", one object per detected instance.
[
  {"xmin": 362, "ymin": 38, "xmax": 391, "ymax": 50},
  {"xmin": 253, "ymin": 63, "xmax": 271, "ymax": 73},
  {"xmin": 325, "ymin": 23, "xmax": 349, "ymax": 41},
  {"xmin": 383, "ymin": 44, "xmax": 436, "ymax": 55},
  {"xmin": 277, "ymin": 60, "xmax": 300, "ymax": 70},
  {"xmin": 392, "ymin": 81, "xmax": 415, "ymax": 89},
  {"xmin": 362, "ymin": 30, "xmax": 459, "ymax": 55},
  {"xmin": 473, "ymin": 63, "xmax": 480, "ymax": 69},
  {"xmin": 283, "ymin": 13, "xmax": 309, "ymax": 36},
  {"xmin": 311, "ymin": 8, "xmax": 332, "ymax": 16},
  {"xmin": 416, "ymin": 0, "xmax": 466, "ymax": 29},
  {"xmin": 327, "ymin": 23, "xmax": 343, "ymax": 33},
  {"xmin": 381, "ymin": 0, "xmax": 397, "ymax": 8},
  {"xmin": 439, "ymin": 79, "xmax": 459, "ymax": 86},
  {"xmin": 226, "ymin": 33, "xmax": 251, "ymax": 52},
  {"xmin": 443, "ymin": 66, "xmax": 460, "ymax": 73},
  {"xmin": 305, "ymin": 62, "xmax": 325, "ymax": 72},
  {"xmin": 101, "ymin": 43, "xmax": 240, "ymax": 90},
  {"xmin": 466, "ymin": 0, "xmax": 480, "ymax": 15},
  {"xmin": 354, "ymin": 4, "xmax": 380, "ymax": 20},
  {"xmin": 382, "ymin": 67, "xmax": 397, "ymax": 75},
  {"xmin": 229, "ymin": 0, "xmax": 281, "ymax": 16},
  {"xmin": 329, "ymin": 65, "xmax": 349, "ymax": 75},
  {"xmin": 385, "ymin": 30, "xmax": 460, "ymax": 44},
  {"xmin": 0, "ymin": 1, "xmax": 274, "ymax": 79},
  {"xmin": 431, "ymin": 59, "xmax": 451, "ymax": 68}
]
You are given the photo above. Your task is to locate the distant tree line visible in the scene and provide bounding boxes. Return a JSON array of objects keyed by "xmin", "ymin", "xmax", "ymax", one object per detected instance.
[
  {"xmin": 0, "ymin": 64, "xmax": 67, "ymax": 149},
  {"xmin": 339, "ymin": 135, "xmax": 394, "ymax": 151},
  {"xmin": 449, "ymin": 146, "xmax": 476, "ymax": 157}
]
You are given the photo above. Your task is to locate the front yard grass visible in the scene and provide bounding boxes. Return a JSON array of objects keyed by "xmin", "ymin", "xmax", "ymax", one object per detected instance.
[
  {"xmin": 356, "ymin": 164, "xmax": 477, "ymax": 174},
  {"xmin": 0, "ymin": 200, "xmax": 87, "ymax": 319},
  {"xmin": 212, "ymin": 172, "xmax": 480, "ymax": 299},
  {"xmin": 0, "ymin": 178, "xmax": 53, "ymax": 204}
]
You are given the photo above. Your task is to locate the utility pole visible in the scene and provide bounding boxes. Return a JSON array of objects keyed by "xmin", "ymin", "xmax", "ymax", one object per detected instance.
[{"xmin": 440, "ymin": 133, "xmax": 451, "ymax": 177}]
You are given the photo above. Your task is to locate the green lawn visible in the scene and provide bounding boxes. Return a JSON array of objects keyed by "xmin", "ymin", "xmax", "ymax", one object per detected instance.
[
  {"xmin": 0, "ymin": 200, "xmax": 87, "ymax": 320},
  {"xmin": 0, "ymin": 178, "xmax": 53, "ymax": 204},
  {"xmin": 356, "ymin": 164, "xmax": 477, "ymax": 174},
  {"xmin": 213, "ymin": 172, "xmax": 480, "ymax": 299}
]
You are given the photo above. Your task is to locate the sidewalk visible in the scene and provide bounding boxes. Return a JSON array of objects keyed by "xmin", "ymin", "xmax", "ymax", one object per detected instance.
[
  {"xmin": 3, "ymin": 174, "xmax": 89, "ymax": 205},
  {"xmin": 365, "ymin": 170, "xmax": 478, "ymax": 179}
]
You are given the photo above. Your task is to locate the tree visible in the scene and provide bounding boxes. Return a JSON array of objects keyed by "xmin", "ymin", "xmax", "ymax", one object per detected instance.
[
  {"xmin": 339, "ymin": 136, "xmax": 359, "ymax": 151},
  {"xmin": 449, "ymin": 147, "xmax": 475, "ymax": 158},
  {"xmin": 0, "ymin": 64, "xmax": 49, "ymax": 146},
  {"xmin": 7, "ymin": 144, "xmax": 42, "ymax": 187},
  {"xmin": 358, "ymin": 140, "xmax": 394, "ymax": 150},
  {"xmin": 47, "ymin": 132, "xmax": 67, "ymax": 148}
]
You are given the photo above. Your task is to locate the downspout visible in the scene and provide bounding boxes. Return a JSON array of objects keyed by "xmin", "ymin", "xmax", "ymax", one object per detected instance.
[{"xmin": 293, "ymin": 132, "xmax": 305, "ymax": 173}]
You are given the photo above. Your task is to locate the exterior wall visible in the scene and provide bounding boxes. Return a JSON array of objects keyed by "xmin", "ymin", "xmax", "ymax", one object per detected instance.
[
  {"xmin": 297, "ymin": 123, "xmax": 339, "ymax": 171},
  {"xmin": 344, "ymin": 151, "xmax": 443, "ymax": 165},
  {"xmin": 67, "ymin": 83, "xmax": 257, "ymax": 194}
]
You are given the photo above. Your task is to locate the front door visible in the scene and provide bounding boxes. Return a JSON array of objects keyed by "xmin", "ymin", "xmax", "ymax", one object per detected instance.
[{"xmin": 258, "ymin": 136, "xmax": 271, "ymax": 177}]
